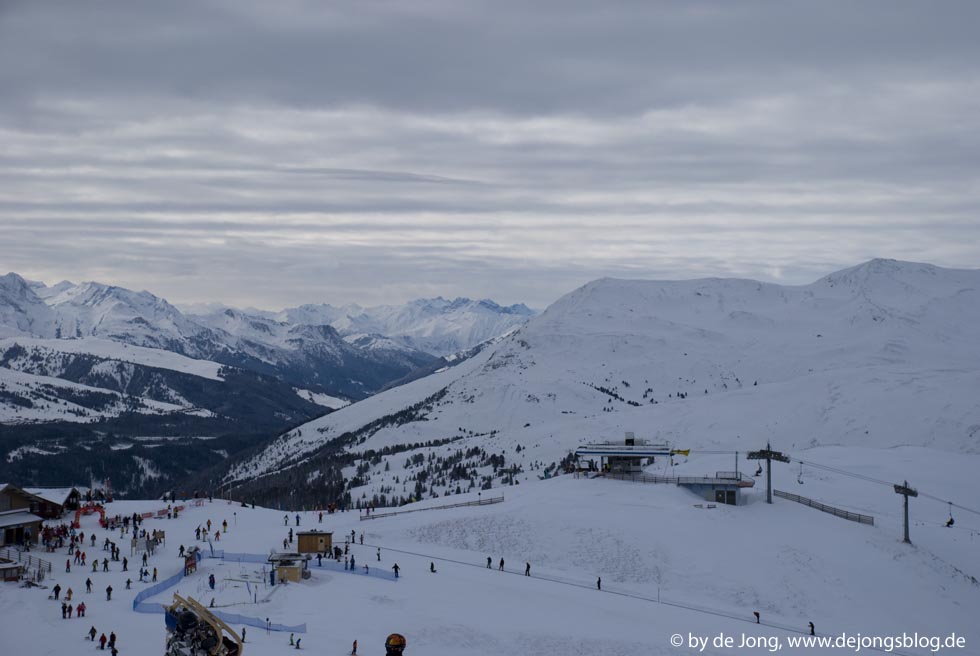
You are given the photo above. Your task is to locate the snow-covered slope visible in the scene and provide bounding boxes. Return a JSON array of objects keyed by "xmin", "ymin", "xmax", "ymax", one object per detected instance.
[
  {"xmin": 0, "ymin": 273, "xmax": 58, "ymax": 339},
  {"xmin": 0, "ymin": 337, "xmax": 224, "ymax": 381},
  {"xmin": 278, "ymin": 297, "xmax": 536, "ymax": 357},
  {"xmin": 228, "ymin": 259, "xmax": 980, "ymax": 503},
  {"xmin": 4, "ymin": 457, "xmax": 978, "ymax": 656}
]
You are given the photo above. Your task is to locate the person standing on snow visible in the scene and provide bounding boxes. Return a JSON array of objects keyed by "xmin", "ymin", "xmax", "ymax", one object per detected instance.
[
  {"xmin": 597, "ymin": 577, "xmax": 601, "ymax": 591},
  {"xmin": 525, "ymin": 562, "xmax": 530, "ymax": 576},
  {"xmin": 105, "ymin": 585, "xmax": 113, "ymax": 601},
  {"xmin": 486, "ymin": 556, "xmax": 492, "ymax": 569},
  {"xmin": 499, "ymin": 558, "xmax": 504, "ymax": 571}
]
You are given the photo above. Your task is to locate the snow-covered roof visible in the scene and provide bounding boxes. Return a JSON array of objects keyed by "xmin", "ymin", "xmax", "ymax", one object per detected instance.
[
  {"xmin": 0, "ymin": 510, "xmax": 44, "ymax": 529},
  {"xmin": 23, "ymin": 487, "xmax": 77, "ymax": 506}
]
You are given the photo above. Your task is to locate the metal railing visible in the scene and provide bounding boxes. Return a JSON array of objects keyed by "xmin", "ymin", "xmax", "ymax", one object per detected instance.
[
  {"xmin": 602, "ymin": 471, "xmax": 755, "ymax": 487},
  {"xmin": 0, "ymin": 546, "xmax": 53, "ymax": 573},
  {"xmin": 359, "ymin": 495, "xmax": 504, "ymax": 521},
  {"xmin": 774, "ymin": 490, "xmax": 874, "ymax": 526}
]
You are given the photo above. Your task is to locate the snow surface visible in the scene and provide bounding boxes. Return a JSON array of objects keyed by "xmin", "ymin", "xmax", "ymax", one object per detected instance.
[
  {"xmin": 0, "ymin": 337, "xmax": 225, "ymax": 381},
  {"xmin": 293, "ymin": 388, "xmax": 350, "ymax": 410},
  {"xmin": 2, "ymin": 451, "xmax": 978, "ymax": 656}
]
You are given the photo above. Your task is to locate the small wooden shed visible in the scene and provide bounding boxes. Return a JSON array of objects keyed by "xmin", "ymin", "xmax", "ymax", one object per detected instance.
[
  {"xmin": 296, "ymin": 530, "xmax": 332, "ymax": 555},
  {"xmin": 268, "ymin": 552, "xmax": 311, "ymax": 583}
]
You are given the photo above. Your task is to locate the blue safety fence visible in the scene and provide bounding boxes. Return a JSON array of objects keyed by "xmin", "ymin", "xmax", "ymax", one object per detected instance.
[{"xmin": 131, "ymin": 553, "xmax": 307, "ymax": 633}]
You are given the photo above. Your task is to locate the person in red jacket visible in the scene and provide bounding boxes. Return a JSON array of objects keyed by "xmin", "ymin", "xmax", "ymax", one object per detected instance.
[{"xmin": 99, "ymin": 633, "xmax": 107, "ymax": 650}]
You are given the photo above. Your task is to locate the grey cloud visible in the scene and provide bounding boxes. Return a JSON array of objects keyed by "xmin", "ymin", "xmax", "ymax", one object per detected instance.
[{"xmin": 0, "ymin": 1, "xmax": 978, "ymax": 308}]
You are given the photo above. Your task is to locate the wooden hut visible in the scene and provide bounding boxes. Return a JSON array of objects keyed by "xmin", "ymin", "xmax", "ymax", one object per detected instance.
[
  {"xmin": 268, "ymin": 552, "xmax": 311, "ymax": 583},
  {"xmin": 296, "ymin": 530, "xmax": 332, "ymax": 555}
]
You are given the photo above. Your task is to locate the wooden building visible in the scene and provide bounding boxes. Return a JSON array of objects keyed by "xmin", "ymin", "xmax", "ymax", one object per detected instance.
[
  {"xmin": 296, "ymin": 530, "xmax": 332, "ymax": 555},
  {"xmin": 268, "ymin": 552, "xmax": 311, "ymax": 583},
  {"xmin": 0, "ymin": 484, "xmax": 44, "ymax": 545},
  {"xmin": 24, "ymin": 487, "xmax": 81, "ymax": 519}
]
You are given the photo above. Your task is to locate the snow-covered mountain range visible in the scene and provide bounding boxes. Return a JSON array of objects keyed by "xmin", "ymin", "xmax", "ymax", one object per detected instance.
[
  {"xmin": 0, "ymin": 272, "xmax": 533, "ymax": 495},
  {"xmin": 270, "ymin": 297, "xmax": 535, "ymax": 357},
  {"xmin": 221, "ymin": 259, "xmax": 980, "ymax": 509}
]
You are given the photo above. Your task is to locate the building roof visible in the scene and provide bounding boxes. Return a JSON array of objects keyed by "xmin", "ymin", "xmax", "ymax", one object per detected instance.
[
  {"xmin": 23, "ymin": 487, "xmax": 77, "ymax": 506},
  {"xmin": 0, "ymin": 510, "xmax": 44, "ymax": 529}
]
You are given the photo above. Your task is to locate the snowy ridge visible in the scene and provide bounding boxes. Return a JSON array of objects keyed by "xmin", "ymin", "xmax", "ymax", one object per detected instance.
[{"xmin": 0, "ymin": 337, "xmax": 225, "ymax": 380}]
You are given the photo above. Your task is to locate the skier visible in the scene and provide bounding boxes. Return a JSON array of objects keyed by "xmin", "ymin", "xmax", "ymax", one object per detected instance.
[
  {"xmin": 77, "ymin": 602, "xmax": 86, "ymax": 617},
  {"xmin": 153, "ymin": 567, "xmax": 158, "ymax": 582},
  {"xmin": 295, "ymin": 513, "xmax": 300, "ymax": 526},
  {"xmin": 429, "ymin": 562, "xmax": 436, "ymax": 573},
  {"xmin": 352, "ymin": 638, "xmax": 358, "ymax": 654},
  {"xmin": 525, "ymin": 562, "xmax": 530, "ymax": 577},
  {"xmin": 86, "ymin": 578, "xmax": 93, "ymax": 593},
  {"xmin": 126, "ymin": 579, "xmax": 131, "ymax": 590},
  {"xmin": 178, "ymin": 545, "xmax": 185, "ymax": 558},
  {"xmin": 316, "ymin": 553, "xmax": 323, "ymax": 567},
  {"xmin": 67, "ymin": 603, "xmax": 73, "ymax": 618},
  {"xmin": 89, "ymin": 626, "xmax": 97, "ymax": 641},
  {"xmin": 290, "ymin": 633, "xmax": 295, "ymax": 646},
  {"xmin": 142, "ymin": 552, "xmax": 147, "ymax": 567},
  {"xmin": 122, "ymin": 556, "xmax": 128, "ymax": 571},
  {"xmin": 106, "ymin": 585, "xmax": 113, "ymax": 601},
  {"xmin": 597, "ymin": 577, "xmax": 601, "ymax": 591},
  {"xmin": 66, "ymin": 558, "xmax": 71, "ymax": 573},
  {"xmin": 108, "ymin": 631, "xmax": 116, "ymax": 649},
  {"xmin": 103, "ymin": 558, "xmax": 109, "ymax": 572},
  {"xmin": 499, "ymin": 558, "xmax": 504, "ymax": 571},
  {"xmin": 318, "ymin": 511, "xmax": 323, "ymax": 523},
  {"xmin": 53, "ymin": 583, "xmax": 61, "ymax": 600},
  {"xmin": 284, "ymin": 514, "xmax": 289, "ymax": 526},
  {"xmin": 385, "ymin": 633, "xmax": 407, "ymax": 655},
  {"xmin": 242, "ymin": 627, "xmax": 246, "ymax": 643},
  {"xmin": 754, "ymin": 611, "xmax": 760, "ymax": 624},
  {"xmin": 99, "ymin": 633, "xmax": 107, "ymax": 650},
  {"xmin": 289, "ymin": 528, "xmax": 293, "ymax": 543},
  {"xmin": 350, "ymin": 555, "xmax": 356, "ymax": 570},
  {"xmin": 377, "ymin": 547, "xmax": 381, "ymax": 562},
  {"xmin": 61, "ymin": 601, "xmax": 67, "ymax": 619},
  {"xmin": 392, "ymin": 563, "xmax": 400, "ymax": 578},
  {"xmin": 359, "ymin": 532, "xmax": 364, "ymax": 545},
  {"xmin": 486, "ymin": 556, "xmax": 492, "ymax": 569},
  {"xmin": 344, "ymin": 556, "xmax": 348, "ymax": 570},
  {"xmin": 808, "ymin": 621, "xmax": 815, "ymax": 636}
]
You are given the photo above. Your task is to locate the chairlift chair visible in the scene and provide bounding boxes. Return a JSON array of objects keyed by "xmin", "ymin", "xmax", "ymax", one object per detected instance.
[{"xmin": 754, "ymin": 464, "xmax": 763, "ymax": 477}]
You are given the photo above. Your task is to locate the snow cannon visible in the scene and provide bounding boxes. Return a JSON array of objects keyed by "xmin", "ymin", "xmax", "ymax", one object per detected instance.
[{"xmin": 165, "ymin": 593, "xmax": 243, "ymax": 656}]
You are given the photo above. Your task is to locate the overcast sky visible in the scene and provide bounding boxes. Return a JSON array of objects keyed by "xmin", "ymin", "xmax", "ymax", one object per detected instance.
[{"xmin": 1, "ymin": 1, "xmax": 978, "ymax": 309}]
